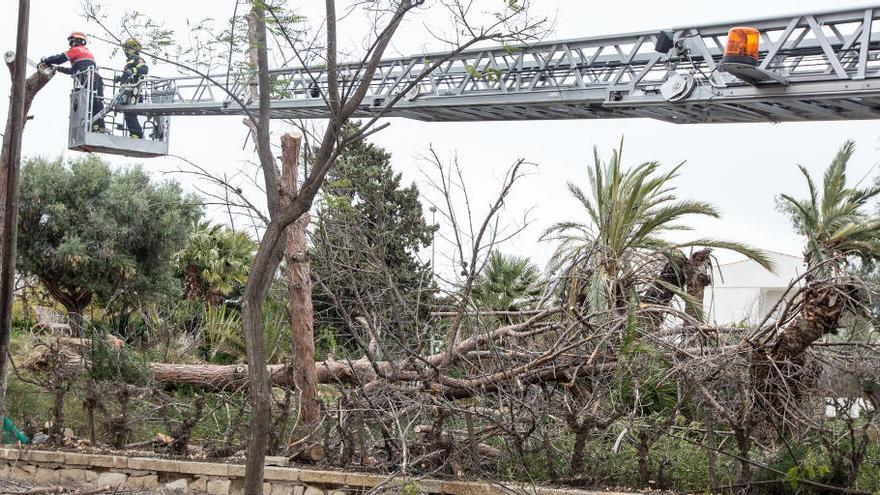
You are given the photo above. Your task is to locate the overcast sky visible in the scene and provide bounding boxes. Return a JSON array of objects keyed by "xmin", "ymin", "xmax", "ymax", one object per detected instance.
[{"xmin": 2, "ymin": 0, "xmax": 879, "ymax": 275}]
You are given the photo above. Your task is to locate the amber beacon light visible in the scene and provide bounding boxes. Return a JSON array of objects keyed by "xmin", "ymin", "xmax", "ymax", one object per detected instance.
[{"xmin": 721, "ymin": 27, "xmax": 760, "ymax": 65}]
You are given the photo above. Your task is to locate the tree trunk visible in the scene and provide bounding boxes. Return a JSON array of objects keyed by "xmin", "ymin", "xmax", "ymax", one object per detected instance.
[
  {"xmin": 641, "ymin": 252, "xmax": 686, "ymax": 330},
  {"xmin": 684, "ymin": 248, "xmax": 712, "ymax": 321},
  {"xmin": 281, "ymin": 132, "xmax": 320, "ymax": 432},
  {"xmin": 0, "ymin": 4, "xmax": 39, "ymax": 421},
  {"xmin": 182, "ymin": 264, "xmax": 202, "ymax": 301},
  {"xmin": 0, "ymin": 56, "xmax": 53, "ymax": 224},
  {"xmin": 749, "ymin": 281, "xmax": 849, "ymax": 428},
  {"xmin": 641, "ymin": 253, "xmax": 686, "ymax": 307},
  {"xmin": 147, "ymin": 358, "xmax": 392, "ymax": 389},
  {"xmin": 244, "ymin": 12, "xmax": 259, "ymax": 101},
  {"xmin": 243, "ymin": 3, "xmax": 276, "ymax": 491},
  {"xmin": 51, "ymin": 384, "xmax": 65, "ymax": 438},
  {"xmin": 636, "ymin": 435, "xmax": 652, "ymax": 484},
  {"xmin": 542, "ymin": 427, "xmax": 558, "ymax": 482},
  {"xmin": 771, "ymin": 282, "xmax": 848, "ymax": 360},
  {"xmin": 706, "ymin": 413, "xmax": 719, "ymax": 494},
  {"xmin": 567, "ymin": 429, "xmax": 588, "ymax": 478},
  {"xmin": 290, "ymin": 443, "xmax": 326, "ymax": 463},
  {"xmin": 734, "ymin": 429, "xmax": 752, "ymax": 493}
]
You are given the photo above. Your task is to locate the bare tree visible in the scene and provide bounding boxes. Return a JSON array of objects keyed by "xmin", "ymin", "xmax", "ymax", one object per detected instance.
[{"xmin": 236, "ymin": 2, "xmax": 545, "ymax": 491}]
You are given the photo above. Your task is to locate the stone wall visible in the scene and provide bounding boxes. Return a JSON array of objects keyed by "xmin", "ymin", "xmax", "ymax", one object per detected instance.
[{"xmin": 0, "ymin": 448, "xmax": 629, "ymax": 495}]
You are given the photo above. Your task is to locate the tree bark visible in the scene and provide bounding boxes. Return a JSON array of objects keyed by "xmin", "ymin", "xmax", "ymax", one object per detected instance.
[
  {"xmin": 147, "ymin": 308, "xmax": 561, "ymax": 391},
  {"xmin": 243, "ymin": 3, "xmax": 276, "ymax": 493},
  {"xmin": 1, "ymin": 57, "xmax": 53, "ymax": 208},
  {"xmin": 41, "ymin": 280, "xmax": 91, "ymax": 336},
  {"xmin": 734, "ymin": 429, "xmax": 752, "ymax": 493},
  {"xmin": 239, "ymin": 0, "xmax": 451, "ymax": 490},
  {"xmin": 706, "ymin": 413, "xmax": 719, "ymax": 494},
  {"xmin": 567, "ymin": 429, "xmax": 588, "ymax": 477},
  {"xmin": 684, "ymin": 248, "xmax": 712, "ymax": 321},
  {"xmin": 0, "ymin": 3, "xmax": 35, "ymax": 421},
  {"xmin": 641, "ymin": 253, "xmax": 686, "ymax": 307},
  {"xmin": 281, "ymin": 132, "xmax": 320, "ymax": 432},
  {"xmin": 148, "ymin": 359, "xmax": 392, "ymax": 389},
  {"xmin": 290, "ymin": 443, "xmax": 325, "ymax": 463},
  {"xmin": 244, "ymin": 12, "xmax": 259, "ymax": 101},
  {"xmin": 750, "ymin": 280, "xmax": 850, "ymax": 424},
  {"xmin": 770, "ymin": 281, "xmax": 848, "ymax": 360}
]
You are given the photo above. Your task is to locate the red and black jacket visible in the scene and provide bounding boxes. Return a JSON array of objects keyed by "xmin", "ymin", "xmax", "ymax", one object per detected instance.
[{"xmin": 43, "ymin": 45, "xmax": 97, "ymax": 75}]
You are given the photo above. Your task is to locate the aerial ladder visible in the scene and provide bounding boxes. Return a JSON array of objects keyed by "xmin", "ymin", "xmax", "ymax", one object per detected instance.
[{"xmin": 65, "ymin": 5, "xmax": 880, "ymax": 158}]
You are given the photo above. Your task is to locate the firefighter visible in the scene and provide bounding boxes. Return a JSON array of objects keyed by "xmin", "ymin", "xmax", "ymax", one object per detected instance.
[
  {"xmin": 41, "ymin": 32, "xmax": 106, "ymax": 131},
  {"xmin": 115, "ymin": 38, "xmax": 149, "ymax": 139}
]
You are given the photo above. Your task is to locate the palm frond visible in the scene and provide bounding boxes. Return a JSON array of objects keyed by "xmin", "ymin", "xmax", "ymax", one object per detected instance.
[{"xmin": 677, "ymin": 239, "xmax": 775, "ymax": 272}]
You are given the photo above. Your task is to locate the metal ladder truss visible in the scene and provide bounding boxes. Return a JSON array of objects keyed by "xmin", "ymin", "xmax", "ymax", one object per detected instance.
[
  {"xmin": 122, "ymin": 6, "xmax": 880, "ymax": 124},
  {"xmin": 68, "ymin": 66, "xmax": 170, "ymax": 158}
]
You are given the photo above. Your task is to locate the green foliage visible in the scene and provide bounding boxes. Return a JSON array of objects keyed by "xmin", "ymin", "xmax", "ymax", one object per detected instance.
[
  {"xmin": 203, "ymin": 304, "xmax": 290, "ymax": 365},
  {"xmin": 764, "ymin": 442, "xmax": 836, "ymax": 494},
  {"xmin": 399, "ymin": 482, "xmax": 421, "ymax": 495},
  {"xmin": 174, "ymin": 223, "xmax": 256, "ymax": 304},
  {"xmin": 314, "ymin": 325, "xmax": 341, "ymax": 360},
  {"xmin": 86, "ymin": 327, "xmax": 149, "ymax": 385},
  {"xmin": 616, "ymin": 342, "xmax": 677, "ymax": 416},
  {"xmin": 778, "ymin": 140, "xmax": 880, "ymax": 272},
  {"xmin": 543, "ymin": 139, "xmax": 772, "ymax": 311},
  {"xmin": 463, "ymin": 65, "xmax": 504, "ymax": 83},
  {"xmin": 17, "ymin": 155, "xmax": 201, "ymax": 316},
  {"xmin": 472, "ymin": 251, "xmax": 542, "ymax": 312},
  {"xmin": 312, "ymin": 123, "xmax": 436, "ymax": 343}
]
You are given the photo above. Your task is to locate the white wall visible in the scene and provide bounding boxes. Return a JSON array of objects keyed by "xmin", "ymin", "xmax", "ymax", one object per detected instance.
[
  {"xmin": 705, "ymin": 252, "xmax": 803, "ymax": 325},
  {"xmin": 705, "ymin": 287, "xmax": 760, "ymax": 325}
]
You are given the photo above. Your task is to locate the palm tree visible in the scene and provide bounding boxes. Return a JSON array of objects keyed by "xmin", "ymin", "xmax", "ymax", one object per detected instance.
[
  {"xmin": 772, "ymin": 140, "xmax": 880, "ymax": 359},
  {"xmin": 542, "ymin": 140, "xmax": 772, "ymax": 317},
  {"xmin": 471, "ymin": 251, "xmax": 542, "ymax": 313},
  {"xmin": 174, "ymin": 223, "xmax": 256, "ymax": 305}
]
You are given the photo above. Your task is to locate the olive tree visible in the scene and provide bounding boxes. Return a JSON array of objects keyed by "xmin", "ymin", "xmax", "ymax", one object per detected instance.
[{"xmin": 16, "ymin": 155, "xmax": 201, "ymax": 330}]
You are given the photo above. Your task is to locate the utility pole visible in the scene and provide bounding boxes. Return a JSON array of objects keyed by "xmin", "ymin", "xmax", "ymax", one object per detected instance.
[{"xmin": 0, "ymin": 0, "xmax": 31, "ymax": 419}]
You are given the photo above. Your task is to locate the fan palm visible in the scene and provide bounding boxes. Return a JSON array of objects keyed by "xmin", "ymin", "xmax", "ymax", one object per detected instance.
[
  {"xmin": 542, "ymin": 140, "xmax": 773, "ymax": 315},
  {"xmin": 472, "ymin": 251, "xmax": 542, "ymax": 313},
  {"xmin": 174, "ymin": 223, "xmax": 256, "ymax": 305},
  {"xmin": 772, "ymin": 140, "xmax": 880, "ymax": 358}
]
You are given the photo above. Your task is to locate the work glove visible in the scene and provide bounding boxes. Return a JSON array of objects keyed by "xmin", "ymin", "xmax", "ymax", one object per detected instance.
[{"xmin": 115, "ymin": 70, "xmax": 133, "ymax": 84}]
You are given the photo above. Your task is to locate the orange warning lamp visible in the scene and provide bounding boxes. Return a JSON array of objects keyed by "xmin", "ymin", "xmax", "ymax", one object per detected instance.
[{"xmin": 721, "ymin": 27, "xmax": 760, "ymax": 66}]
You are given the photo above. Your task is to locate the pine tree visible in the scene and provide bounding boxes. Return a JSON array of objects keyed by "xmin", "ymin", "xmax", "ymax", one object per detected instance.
[{"xmin": 311, "ymin": 124, "xmax": 436, "ymax": 349}]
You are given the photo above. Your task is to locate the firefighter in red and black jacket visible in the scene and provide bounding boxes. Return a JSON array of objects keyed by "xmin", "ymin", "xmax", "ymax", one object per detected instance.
[
  {"xmin": 115, "ymin": 38, "xmax": 149, "ymax": 139},
  {"xmin": 41, "ymin": 31, "xmax": 106, "ymax": 131}
]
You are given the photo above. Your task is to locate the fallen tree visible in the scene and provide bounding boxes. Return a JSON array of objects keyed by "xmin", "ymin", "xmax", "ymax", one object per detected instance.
[{"xmin": 26, "ymin": 308, "xmax": 567, "ymax": 392}]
